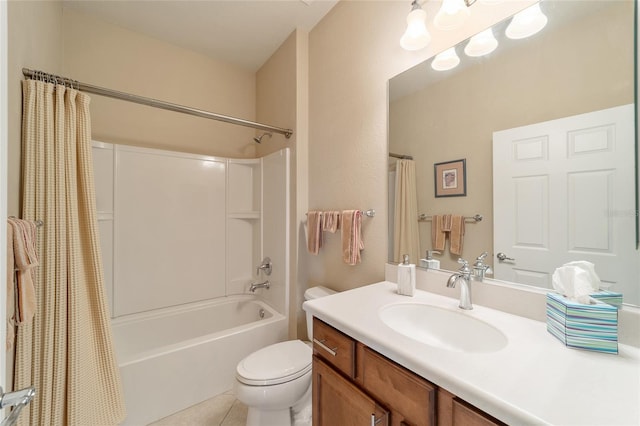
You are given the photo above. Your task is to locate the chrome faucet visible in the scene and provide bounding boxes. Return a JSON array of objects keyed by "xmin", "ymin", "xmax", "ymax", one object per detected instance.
[
  {"xmin": 249, "ymin": 280, "xmax": 270, "ymax": 292},
  {"xmin": 446, "ymin": 258, "xmax": 473, "ymax": 310},
  {"xmin": 472, "ymin": 252, "xmax": 493, "ymax": 282}
]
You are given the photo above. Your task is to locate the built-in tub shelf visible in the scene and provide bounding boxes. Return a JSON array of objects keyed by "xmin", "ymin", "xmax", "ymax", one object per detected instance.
[{"xmin": 228, "ymin": 212, "xmax": 261, "ymax": 220}]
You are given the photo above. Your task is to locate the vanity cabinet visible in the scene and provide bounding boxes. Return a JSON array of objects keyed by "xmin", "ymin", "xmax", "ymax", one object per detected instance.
[
  {"xmin": 312, "ymin": 318, "xmax": 504, "ymax": 426},
  {"xmin": 313, "ymin": 357, "xmax": 389, "ymax": 426},
  {"xmin": 437, "ymin": 389, "xmax": 505, "ymax": 426}
]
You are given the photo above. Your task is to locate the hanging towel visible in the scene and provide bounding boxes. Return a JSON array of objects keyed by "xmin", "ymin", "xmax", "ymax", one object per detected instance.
[
  {"xmin": 322, "ymin": 211, "xmax": 341, "ymax": 233},
  {"xmin": 307, "ymin": 211, "xmax": 323, "ymax": 255},
  {"xmin": 449, "ymin": 215, "xmax": 466, "ymax": 255},
  {"xmin": 7, "ymin": 218, "xmax": 39, "ymax": 333},
  {"xmin": 431, "ymin": 215, "xmax": 447, "ymax": 251},
  {"xmin": 6, "ymin": 223, "xmax": 15, "ymax": 350},
  {"xmin": 341, "ymin": 210, "xmax": 364, "ymax": 265}
]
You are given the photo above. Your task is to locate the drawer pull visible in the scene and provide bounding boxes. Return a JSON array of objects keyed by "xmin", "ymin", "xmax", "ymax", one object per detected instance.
[
  {"xmin": 313, "ymin": 338, "xmax": 338, "ymax": 356},
  {"xmin": 371, "ymin": 413, "xmax": 383, "ymax": 426}
]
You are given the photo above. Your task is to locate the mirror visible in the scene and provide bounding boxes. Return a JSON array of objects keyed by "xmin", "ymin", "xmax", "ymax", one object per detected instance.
[{"xmin": 388, "ymin": 0, "xmax": 638, "ymax": 305}]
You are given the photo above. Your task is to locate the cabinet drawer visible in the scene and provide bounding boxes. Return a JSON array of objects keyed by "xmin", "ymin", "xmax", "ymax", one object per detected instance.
[
  {"xmin": 361, "ymin": 346, "xmax": 436, "ymax": 426},
  {"xmin": 313, "ymin": 318, "xmax": 356, "ymax": 378}
]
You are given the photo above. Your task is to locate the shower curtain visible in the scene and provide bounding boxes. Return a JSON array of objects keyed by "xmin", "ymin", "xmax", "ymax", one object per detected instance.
[
  {"xmin": 14, "ymin": 79, "xmax": 125, "ymax": 425},
  {"xmin": 393, "ymin": 159, "xmax": 420, "ymax": 264}
]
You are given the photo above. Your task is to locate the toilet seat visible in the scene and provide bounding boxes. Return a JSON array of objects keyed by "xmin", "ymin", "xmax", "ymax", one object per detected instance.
[{"xmin": 236, "ymin": 340, "xmax": 312, "ymax": 386}]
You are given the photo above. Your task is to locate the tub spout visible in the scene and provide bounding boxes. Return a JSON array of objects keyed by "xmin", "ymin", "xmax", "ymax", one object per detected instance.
[{"xmin": 249, "ymin": 280, "xmax": 270, "ymax": 292}]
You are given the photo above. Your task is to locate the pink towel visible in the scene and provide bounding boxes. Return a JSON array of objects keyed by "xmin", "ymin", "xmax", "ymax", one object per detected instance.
[
  {"xmin": 431, "ymin": 215, "xmax": 446, "ymax": 251},
  {"xmin": 307, "ymin": 211, "xmax": 323, "ymax": 255},
  {"xmin": 322, "ymin": 211, "xmax": 341, "ymax": 233},
  {"xmin": 341, "ymin": 210, "xmax": 364, "ymax": 265},
  {"xmin": 6, "ymin": 218, "xmax": 39, "ymax": 350},
  {"xmin": 449, "ymin": 215, "xmax": 465, "ymax": 255}
]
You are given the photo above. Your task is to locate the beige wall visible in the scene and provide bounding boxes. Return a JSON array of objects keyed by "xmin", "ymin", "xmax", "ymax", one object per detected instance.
[
  {"xmin": 390, "ymin": 1, "xmax": 634, "ymax": 272},
  {"xmin": 62, "ymin": 8, "xmax": 256, "ymax": 158},
  {"xmin": 307, "ymin": 0, "xmax": 536, "ymax": 292},
  {"xmin": 7, "ymin": 0, "xmax": 63, "ymax": 217}
]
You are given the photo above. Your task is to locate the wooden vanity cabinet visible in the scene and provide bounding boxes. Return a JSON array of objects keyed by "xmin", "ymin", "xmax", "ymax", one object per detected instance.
[
  {"xmin": 360, "ymin": 344, "xmax": 436, "ymax": 426},
  {"xmin": 312, "ymin": 318, "xmax": 504, "ymax": 426},
  {"xmin": 313, "ymin": 357, "xmax": 389, "ymax": 426},
  {"xmin": 438, "ymin": 389, "xmax": 506, "ymax": 426}
]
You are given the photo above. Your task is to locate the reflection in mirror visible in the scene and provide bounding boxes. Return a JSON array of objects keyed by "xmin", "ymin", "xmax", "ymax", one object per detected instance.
[{"xmin": 388, "ymin": 0, "xmax": 639, "ymax": 305}]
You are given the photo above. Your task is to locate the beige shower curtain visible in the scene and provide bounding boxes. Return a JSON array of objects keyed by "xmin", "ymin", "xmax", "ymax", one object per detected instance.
[
  {"xmin": 393, "ymin": 159, "xmax": 420, "ymax": 264},
  {"xmin": 14, "ymin": 79, "xmax": 125, "ymax": 425}
]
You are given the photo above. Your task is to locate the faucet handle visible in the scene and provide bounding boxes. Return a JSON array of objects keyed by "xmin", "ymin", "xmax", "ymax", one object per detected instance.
[
  {"xmin": 475, "ymin": 251, "xmax": 488, "ymax": 262},
  {"xmin": 256, "ymin": 257, "xmax": 272, "ymax": 276},
  {"xmin": 457, "ymin": 258, "xmax": 470, "ymax": 272}
]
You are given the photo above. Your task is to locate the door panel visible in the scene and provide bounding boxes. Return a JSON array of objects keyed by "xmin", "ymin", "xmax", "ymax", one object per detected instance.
[{"xmin": 493, "ymin": 104, "xmax": 635, "ymax": 297}]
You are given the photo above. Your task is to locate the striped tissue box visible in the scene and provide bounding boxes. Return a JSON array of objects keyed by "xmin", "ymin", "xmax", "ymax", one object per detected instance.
[
  {"xmin": 590, "ymin": 290, "xmax": 623, "ymax": 309},
  {"xmin": 546, "ymin": 293, "xmax": 618, "ymax": 355}
]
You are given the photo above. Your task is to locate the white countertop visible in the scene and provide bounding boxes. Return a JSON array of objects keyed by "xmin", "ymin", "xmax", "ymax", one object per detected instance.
[{"xmin": 303, "ymin": 281, "xmax": 640, "ymax": 426}]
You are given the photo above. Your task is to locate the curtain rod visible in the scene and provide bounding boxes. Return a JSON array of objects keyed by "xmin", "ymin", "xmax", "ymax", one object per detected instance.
[
  {"xmin": 389, "ymin": 152, "xmax": 413, "ymax": 160},
  {"xmin": 22, "ymin": 68, "xmax": 293, "ymax": 139}
]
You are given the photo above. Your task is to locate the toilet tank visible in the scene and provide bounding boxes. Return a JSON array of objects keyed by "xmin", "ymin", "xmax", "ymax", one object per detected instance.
[{"xmin": 303, "ymin": 286, "xmax": 336, "ymax": 339}]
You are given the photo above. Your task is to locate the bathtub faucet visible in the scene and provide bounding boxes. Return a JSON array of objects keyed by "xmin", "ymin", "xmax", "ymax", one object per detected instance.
[{"xmin": 249, "ymin": 280, "xmax": 270, "ymax": 292}]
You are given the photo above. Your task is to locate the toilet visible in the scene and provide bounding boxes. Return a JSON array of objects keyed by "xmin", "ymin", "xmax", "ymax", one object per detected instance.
[{"xmin": 234, "ymin": 286, "xmax": 336, "ymax": 426}]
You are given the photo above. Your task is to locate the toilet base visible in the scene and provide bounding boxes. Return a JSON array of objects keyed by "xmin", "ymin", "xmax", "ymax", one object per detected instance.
[{"xmin": 243, "ymin": 384, "xmax": 311, "ymax": 426}]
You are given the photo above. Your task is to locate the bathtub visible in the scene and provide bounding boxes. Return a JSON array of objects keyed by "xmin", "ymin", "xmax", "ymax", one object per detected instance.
[{"xmin": 112, "ymin": 295, "xmax": 288, "ymax": 425}]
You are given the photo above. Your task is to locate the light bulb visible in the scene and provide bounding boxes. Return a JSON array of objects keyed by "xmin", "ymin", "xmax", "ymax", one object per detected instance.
[
  {"xmin": 431, "ymin": 47, "xmax": 460, "ymax": 71},
  {"xmin": 506, "ymin": 3, "xmax": 548, "ymax": 39},
  {"xmin": 434, "ymin": 0, "xmax": 470, "ymax": 31},
  {"xmin": 400, "ymin": 6, "xmax": 431, "ymax": 51},
  {"xmin": 464, "ymin": 28, "xmax": 498, "ymax": 57}
]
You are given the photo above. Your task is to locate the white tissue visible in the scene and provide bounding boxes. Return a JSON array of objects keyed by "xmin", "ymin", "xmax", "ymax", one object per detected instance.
[{"xmin": 552, "ymin": 261, "xmax": 601, "ymax": 304}]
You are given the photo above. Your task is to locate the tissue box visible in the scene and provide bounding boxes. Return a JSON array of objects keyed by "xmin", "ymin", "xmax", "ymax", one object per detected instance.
[
  {"xmin": 590, "ymin": 290, "xmax": 623, "ymax": 309},
  {"xmin": 546, "ymin": 293, "xmax": 618, "ymax": 354}
]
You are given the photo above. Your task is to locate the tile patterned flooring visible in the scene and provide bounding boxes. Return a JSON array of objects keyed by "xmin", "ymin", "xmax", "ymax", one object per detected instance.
[{"xmin": 149, "ymin": 390, "xmax": 248, "ymax": 426}]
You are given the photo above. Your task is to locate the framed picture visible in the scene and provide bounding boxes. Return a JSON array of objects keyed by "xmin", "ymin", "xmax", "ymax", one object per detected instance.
[{"xmin": 434, "ymin": 159, "xmax": 466, "ymax": 197}]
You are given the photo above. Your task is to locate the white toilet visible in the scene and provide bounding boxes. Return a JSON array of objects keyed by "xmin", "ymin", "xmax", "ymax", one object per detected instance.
[{"xmin": 234, "ymin": 286, "xmax": 336, "ymax": 426}]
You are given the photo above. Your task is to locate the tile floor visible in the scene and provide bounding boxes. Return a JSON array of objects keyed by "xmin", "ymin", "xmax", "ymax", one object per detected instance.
[{"xmin": 149, "ymin": 390, "xmax": 248, "ymax": 426}]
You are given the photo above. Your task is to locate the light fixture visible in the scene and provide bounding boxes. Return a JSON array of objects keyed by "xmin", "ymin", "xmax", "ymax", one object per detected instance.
[
  {"xmin": 434, "ymin": 0, "xmax": 471, "ymax": 31},
  {"xmin": 431, "ymin": 47, "xmax": 460, "ymax": 71},
  {"xmin": 505, "ymin": 3, "xmax": 548, "ymax": 39},
  {"xmin": 400, "ymin": 1, "xmax": 431, "ymax": 51},
  {"xmin": 464, "ymin": 27, "xmax": 498, "ymax": 57}
]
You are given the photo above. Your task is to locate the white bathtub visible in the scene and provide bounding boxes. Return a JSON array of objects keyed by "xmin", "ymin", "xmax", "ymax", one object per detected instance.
[{"xmin": 112, "ymin": 295, "xmax": 288, "ymax": 425}]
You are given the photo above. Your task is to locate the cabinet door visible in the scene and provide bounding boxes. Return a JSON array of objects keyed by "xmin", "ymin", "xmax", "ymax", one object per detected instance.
[
  {"xmin": 313, "ymin": 356, "xmax": 389, "ymax": 426},
  {"xmin": 438, "ymin": 389, "xmax": 505, "ymax": 426},
  {"xmin": 361, "ymin": 346, "xmax": 436, "ymax": 426}
]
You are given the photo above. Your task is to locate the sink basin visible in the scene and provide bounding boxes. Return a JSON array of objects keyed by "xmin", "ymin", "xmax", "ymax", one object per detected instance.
[{"xmin": 379, "ymin": 303, "xmax": 508, "ymax": 353}]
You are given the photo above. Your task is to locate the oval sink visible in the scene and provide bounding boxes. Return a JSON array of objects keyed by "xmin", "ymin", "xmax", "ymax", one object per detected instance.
[{"xmin": 379, "ymin": 303, "xmax": 508, "ymax": 353}]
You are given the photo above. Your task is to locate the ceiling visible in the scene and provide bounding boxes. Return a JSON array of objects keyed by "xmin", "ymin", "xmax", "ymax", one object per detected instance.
[{"xmin": 62, "ymin": 0, "xmax": 339, "ymax": 72}]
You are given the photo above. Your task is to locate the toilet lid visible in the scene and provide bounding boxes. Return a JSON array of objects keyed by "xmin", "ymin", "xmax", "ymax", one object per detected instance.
[{"xmin": 236, "ymin": 340, "xmax": 312, "ymax": 386}]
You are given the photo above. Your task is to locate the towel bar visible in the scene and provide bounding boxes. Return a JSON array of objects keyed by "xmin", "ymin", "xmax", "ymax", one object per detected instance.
[
  {"xmin": 306, "ymin": 209, "xmax": 375, "ymax": 218},
  {"xmin": 418, "ymin": 213, "xmax": 482, "ymax": 223}
]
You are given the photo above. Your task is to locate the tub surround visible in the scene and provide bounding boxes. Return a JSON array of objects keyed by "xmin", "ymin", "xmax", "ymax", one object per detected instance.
[{"xmin": 303, "ymin": 279, "xmax": 640, "ymax": 425}]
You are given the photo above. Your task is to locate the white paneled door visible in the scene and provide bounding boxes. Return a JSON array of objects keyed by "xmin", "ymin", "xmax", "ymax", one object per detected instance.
[{"xmin": 493, "ymin": 104, "xmax": 636, "ymax": 300}]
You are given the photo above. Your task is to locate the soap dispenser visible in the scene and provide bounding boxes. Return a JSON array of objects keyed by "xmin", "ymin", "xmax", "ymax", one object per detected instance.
[
  {"xmin": 397, "ymin": 254, "xmax": 416, "ymax": 296},
  {"xmin": 419, "ymin": 250, "xmax": 441, "ymax": 269}
]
